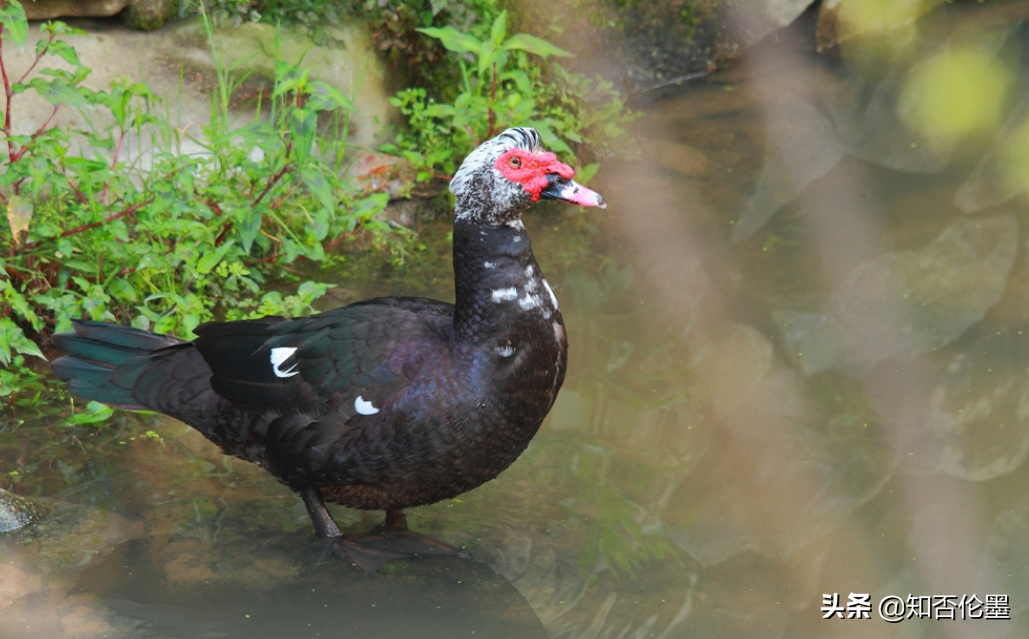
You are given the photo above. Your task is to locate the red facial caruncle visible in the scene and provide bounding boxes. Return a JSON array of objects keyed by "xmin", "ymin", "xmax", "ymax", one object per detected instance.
[{"xmin": 495, "ymin": 148, "xmax": 575, "ymax": 201}]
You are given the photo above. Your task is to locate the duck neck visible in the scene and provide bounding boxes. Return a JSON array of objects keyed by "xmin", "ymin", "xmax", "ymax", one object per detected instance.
[{"xmin": 452, "ymin": 217, "xmax": 551, "ymax": 344}]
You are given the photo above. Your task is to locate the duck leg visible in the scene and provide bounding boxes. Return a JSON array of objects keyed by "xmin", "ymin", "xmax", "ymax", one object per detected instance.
[
  {"xmin": 300, "ymin": 486, "xmax": 343, "ymax": 538},
  {"xmin": 299, "ymin": 487, "xmax": 465, "ymax": 574},
  {"xmin": 300, "ymin": 486, "xmax": 407, "ymax": 573}
]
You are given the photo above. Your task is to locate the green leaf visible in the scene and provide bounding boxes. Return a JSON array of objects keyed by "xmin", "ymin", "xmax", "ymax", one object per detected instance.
[
  {"xmin": 48, "ymin": 40, "xmax": 82, "ymax": 67},
  {"xmin": 7, "ymin": 195, "xmax": 32, "ymax": 240},
  {"xmin": 575, "ymin": 163, "xmax": 600, "ymax": 183},
  {"xmin": 237, "ymin": 209, "xmax": 262, "ymax": 253},
  {"xmin": 477, "ymin": 40, "xmax": 497, "ymax": 78},
  {"xmin": 503, "ymin": 69, "xmax": 533, "ymax": 95},
  {"xmin": 289, "ymin": 108, "xmax": 318, "ymax": 163},
  {"xmin": 29, "ymin": 77, "xmax": 89, "ymax": 107},
  {"xmin": 107, "ymin": 277, "xmax": 137, "ymax": 303},
  {"xmin": 46, "ymin": 21, "xmax": 87, "ymax": 38},
  {"xmin": 272, "ymin": 61, "xmax": 309, "ymax": 98},
  {"xmin": 63, "ymin": 401, "xmax": 115, "ymax": 426},
  {"xmin": 197, "ymin": 240, "xmax": 236, "ymax": 275},
  {"xmin": 301, "ymin": 164, "xmax": 335, "ymax": 215},
  {"xmin": 502, "ymin": 34, "xmax": 573, "ymax": 58},
  {"xmin": 0, "ymin": 317, "xmax": 44, "ymax": 365},
  {"xmin": 0, "ymin": 1, "xmax": 28, "ymax": 46},
  {"xmin": 309, "ymin": 208, "xmax": 330, "ymax": 242},
  {"xmin": 417, "ymin": 27, "xmax": 482, "ymax": 55},
  {"xmin": 491, "ymin": 10, "xmax": 508, "ymax": 45},
  {"xmin": 307, "ymin": 81, "xmax": 354, "ymax": 112},
  {"xmin": 423, "ymin": 103, "xmax": 456, "ymax": 118},
  {"xmin": 1, "ymin": 281, "xmax": 41, "ymax": 331}
]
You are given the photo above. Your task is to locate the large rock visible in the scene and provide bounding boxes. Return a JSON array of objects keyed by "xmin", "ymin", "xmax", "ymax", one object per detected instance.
[
  {"xmin": 23, "ymin": 0, "xmax": 129, "ymax": 20},
  {"xmin": 161, "ymin": 19, "xmax": 394, "ymax": 150},
  {"xmin": 9, "ymin": 18, "xmax": 394, "ymax": 159},
  {"xmin": 522, "ymin": 0, "xmax": 817, "ymax": 91}
]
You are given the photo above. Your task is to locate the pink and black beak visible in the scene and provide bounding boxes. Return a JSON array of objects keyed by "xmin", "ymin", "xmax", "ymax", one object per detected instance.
[{"xmin": 540, "ymin": 174, "xmax": 606, "ymax": 209}]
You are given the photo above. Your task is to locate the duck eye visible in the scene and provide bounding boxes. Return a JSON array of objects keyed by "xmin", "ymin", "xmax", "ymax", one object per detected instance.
[{"xmin": 508, "ymin": 156, "xmax": 522, "ymax": 168}]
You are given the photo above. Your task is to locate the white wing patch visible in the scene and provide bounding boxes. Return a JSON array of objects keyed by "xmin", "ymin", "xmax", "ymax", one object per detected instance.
[
  {"xmin": 354, "ymin": 395, "xmax": 380, "ymax": 415},
  {"xmin": 491, "ymin": 287, "xmax": 518, "ymax": 303},
  {"xmin": 518, "ymin": 293, "xmax": 542, "ymax": 311},
  {"xmin": 270, "ymin": 347, "xmax": 299, "ymax": 378},
  {"xmin": 542, "ymin": 279, "xmax": 559, "ymax": 310},
  {"xmin": 495, "ymin": 344, "xmax": 515, "ymax": 357}
]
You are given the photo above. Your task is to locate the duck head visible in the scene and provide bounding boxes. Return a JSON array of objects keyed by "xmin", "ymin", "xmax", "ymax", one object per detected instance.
[{"xmin": 450, "ymin": 127, "xmax": 606, "ymax": 226}]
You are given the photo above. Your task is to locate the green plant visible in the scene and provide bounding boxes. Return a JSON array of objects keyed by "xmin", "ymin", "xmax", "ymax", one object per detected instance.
[
  {"xmin": 382, "ymin": 9, "xmax": 574, "ymax": 179},
  {"xmin": 0, "ymin": 1, "xmax": 395, "ymax": 406},
  {"xmin": 195, "ymin": 0, "xmax": 637, "ymax": 179},
  {"xmin": 381, "ymin": 5, "xmax": 638, "ymax": 182}
]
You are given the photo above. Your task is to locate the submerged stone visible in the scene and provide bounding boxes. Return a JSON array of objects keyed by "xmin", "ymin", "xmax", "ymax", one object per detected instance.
[
  {"xmin": 733, "ymin": 95, "xmax": 843, "ymax": 242},
  {"xmin": 777, "ymin": 215, "xmax": 1018, "ymax": 376},
  {"xmin": 821, "ymin": 67, "xmax": 955, "ymax": 174},
  {"xmin": 0, "ymin": 488, "xmax": 47, "ymax": 533},
  {"xmin": 881, "ymin": 330, "xmax": 1029, "ymax": 481}
]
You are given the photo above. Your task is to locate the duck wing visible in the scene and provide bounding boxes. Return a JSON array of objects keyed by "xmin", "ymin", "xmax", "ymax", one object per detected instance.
[{"xmin": 193, "ymin": 297, "xmax": 455, "ymax": 421}]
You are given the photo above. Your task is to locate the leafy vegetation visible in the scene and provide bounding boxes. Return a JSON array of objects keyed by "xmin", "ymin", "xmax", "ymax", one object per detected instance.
[
  {"xmin": 382, "ymin": 6, "xmax": 637, "ymax": 182},
  {"xmin": 200, "ymin": 0, "xmax": 638, "ymax": 179},
  {"xmin": 0, "ymin": 2, "xmax": 392, "ymax": 405}
]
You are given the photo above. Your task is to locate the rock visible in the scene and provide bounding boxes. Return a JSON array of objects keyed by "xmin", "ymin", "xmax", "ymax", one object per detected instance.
[
  {"xmin": 821, "ymin": 65, "xmax": 955, "ymax": 174},
  {"xmin": 521, "ymin": 0, "xmax": 817, "ymax": 92},
  {"xmin": 161, "ymin": 19, "xmax": 394, "ymax": 150},
  {"xmin": 984, "ymin": 499, "xmax": 1029, "ymax": 616},
  {"xmin": 122, "ymin": 0, "xmax": 182, "ymax": 30},
  {"xmin": 875, "ymin": 326, "xmax": 1029, "ymax": 482},
  {"xmin": 953, "ymin": 97, "xmax": 1029, "ymax": 213},
  {"xmin": 23, "ymin": 0, "xmax": 129, "ymax": 20},
  {"xmin": 727, "ymin": 0, "xmax": 819, "ymax": 47},
  {"xmin": 777, "ymin": 215, "xmax": 1018, "ymax": 377},
  {"xmin": 815, "ymin": 0, "xmax": 947, "ymax": 52},
  {"xmin": 349, "ymin": 152, "xmax": 419, "ymax": 199},
  {"xmin": 0, "ymin": 488, "xmax": 47, "ymax": 533},
  {"xmin": 774, "ymin": 310, "xmax": 853, "ymax": 377},
  {"xmin": 10, "ymin": 18, "xmax": 394, "ymax": 165},
  {"xmin": 733, "ymin": 94, "xmax": 843, "ymax": 241}
]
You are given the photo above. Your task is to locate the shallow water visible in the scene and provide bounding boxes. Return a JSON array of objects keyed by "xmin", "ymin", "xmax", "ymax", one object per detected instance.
[{"xmin": 5, "ymin": 5, "xmax": 1029, "ymax": 638}]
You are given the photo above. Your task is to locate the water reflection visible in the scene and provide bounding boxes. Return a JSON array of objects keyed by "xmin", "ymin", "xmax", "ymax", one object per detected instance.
[{"xmin": 7, "ymin": 3, "xmax": 1029, "ymax": 637}]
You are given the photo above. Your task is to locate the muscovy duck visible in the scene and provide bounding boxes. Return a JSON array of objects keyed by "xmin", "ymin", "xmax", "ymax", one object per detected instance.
[{"xmin": 50, "ymin": 127, "xmax": 605, "ymax": 572}]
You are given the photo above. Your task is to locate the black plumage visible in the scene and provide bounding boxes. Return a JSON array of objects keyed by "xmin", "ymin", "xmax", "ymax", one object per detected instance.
[{"xmin": 50, "ymin": 127, "xmax": 606, "ymax": 571}]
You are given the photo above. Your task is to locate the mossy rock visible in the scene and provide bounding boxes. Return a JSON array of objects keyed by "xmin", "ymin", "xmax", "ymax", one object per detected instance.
[
  {"xmin": 0, "ymin": 488, "xmax": 48, "ymax": 533},
  {"xmin": 123, "ymin": 0, "xmax": 183, "ymax": 30}
]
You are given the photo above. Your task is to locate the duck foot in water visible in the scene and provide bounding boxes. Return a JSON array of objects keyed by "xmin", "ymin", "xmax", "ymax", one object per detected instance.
[
  {"xmin": 336, "ymin": 511, "xmax": 468, "ymax": 574},
  {"xmin": 303, "ymin": 487, "xmax": 465, "ymax": 573}
]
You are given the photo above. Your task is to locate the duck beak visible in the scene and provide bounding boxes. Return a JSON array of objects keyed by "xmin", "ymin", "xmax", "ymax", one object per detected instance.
[{"xmin": 540, "ymin": 174, "xmax": 606, "ymax": 208}]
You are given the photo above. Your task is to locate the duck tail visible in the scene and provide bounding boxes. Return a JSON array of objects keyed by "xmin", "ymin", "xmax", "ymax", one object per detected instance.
[{"xmin": 50, "ymin": 320, "xmax": 186, "ymax": 410}]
